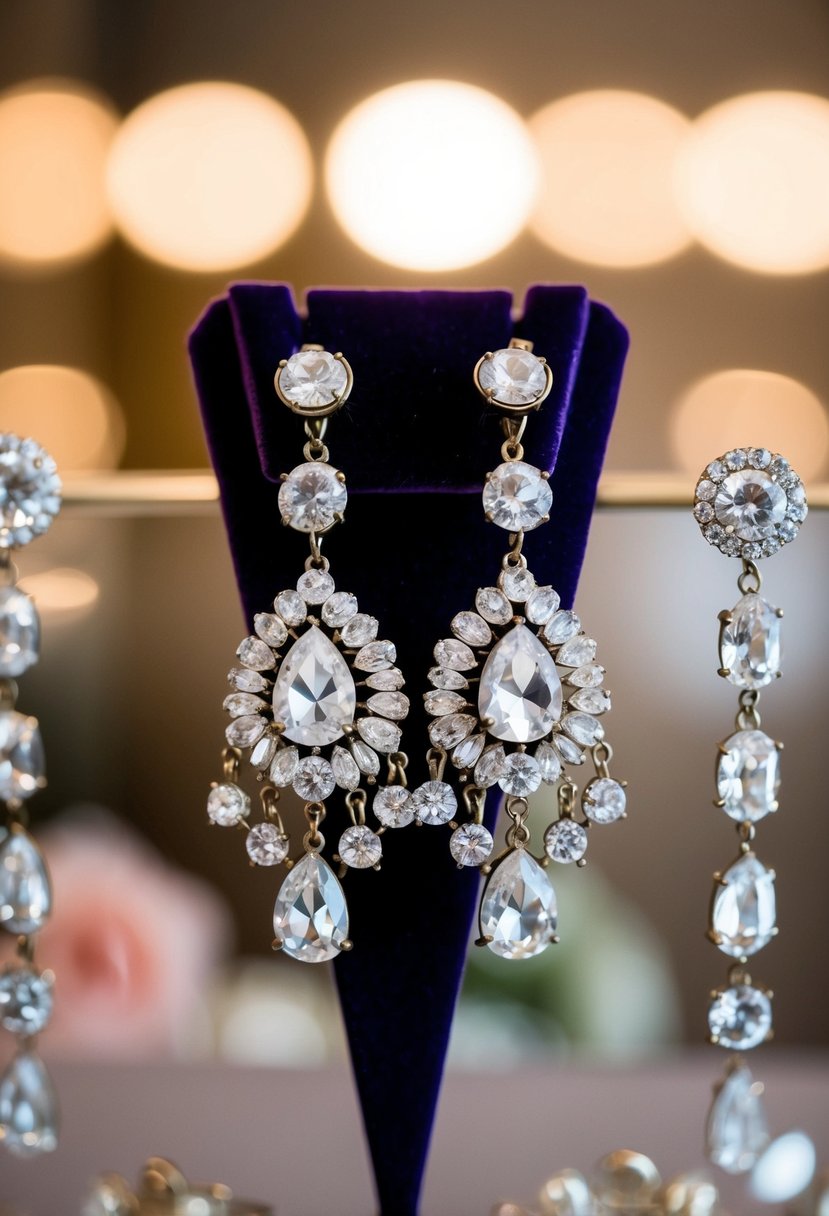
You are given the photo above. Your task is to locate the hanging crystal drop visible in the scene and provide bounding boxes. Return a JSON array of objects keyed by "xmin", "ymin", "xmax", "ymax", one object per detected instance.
[
  {"xmin": 478, "ymin": 623, "xmax": 562, "ymax": 743},
  {"xmin": 479, "ymin": 849, "xmax": 557, "ymax": 960},
  {"xmin": 0, "ymin": 1051, "xmax": 59, "ymax": 1157},
  {"xmin": 0, "ymin": 585, "xmax": 40, "ymax": 678},
  {"xmin": 711, "ymin": 854, "xmax": 776, "ymax": 958},
  {"xmin": 271, "ymin": 626, "xmax": 356, "ymax": 746},
  {"xmin": 720, "ymin": 594, "xmax": 782, "ymax": 690},
  {"xmin": 273, "ymin": 854, "xmax": 349, "ymax": 963},
  {"xmin": 706, "ymin": 1065, "xmax": 770, "ymax": 1174},
  {"xmin": 0, "ymin": 828, "xmax": 52, "ymax": 935},
  {"xmin": 0, "ymin": 711, "xmax": 45, "ymax": 801}
]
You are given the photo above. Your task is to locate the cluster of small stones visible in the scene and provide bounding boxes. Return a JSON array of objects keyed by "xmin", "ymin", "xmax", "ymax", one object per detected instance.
[{"xmin": 694, "ymin": 448, "xmax": 807, "ymax": 560}]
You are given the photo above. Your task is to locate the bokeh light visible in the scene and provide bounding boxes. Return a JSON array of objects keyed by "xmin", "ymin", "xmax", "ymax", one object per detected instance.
[
  {"xmin": 0, "ymin": 81, "xmax": 118, "ymax": 268},
  {"xmin": 325, "ymin": 80, "xmax": 538, "ymax": 271},
  {"xmin": 0, "ymin": 365, "xmax": 125, "ymax": 471},
  {"xmin": 672, "ymin": 368, "xmax": 829, "ymax": 481},
  {"xmin": 677, "ymin": 91, "xmax": 829, "ymax": 274},
  {"xmin": 751, "ymin": 1131, "xmax": 816, "ymax": 1204},
  {"xmin": 20, "ymin": 568, "xmax": 100, "ymax": 615},
  {"xmin": 107, "ymin": 82, "xmax": 312, "ymax": 271},
  {"xmin": 529, "ymin": 90, "xmax": 692, "ymax": 268}
]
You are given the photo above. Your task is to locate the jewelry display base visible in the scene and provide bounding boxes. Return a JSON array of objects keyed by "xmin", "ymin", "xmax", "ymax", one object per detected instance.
[{"xmin": 188, "ymin": 286, "xmax": 628, "ymax": 1216}]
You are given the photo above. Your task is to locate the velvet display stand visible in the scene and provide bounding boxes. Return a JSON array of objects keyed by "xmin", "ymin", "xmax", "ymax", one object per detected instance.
[{"xmin": 188, "ymin": 286, "xmax": 628, "ymax": 1216}]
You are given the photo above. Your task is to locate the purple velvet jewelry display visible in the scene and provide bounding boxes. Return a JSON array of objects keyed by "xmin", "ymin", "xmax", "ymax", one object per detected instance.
[{"xmin": 188, "ymin": 286, "xmax": 628, "ymax": 1216}]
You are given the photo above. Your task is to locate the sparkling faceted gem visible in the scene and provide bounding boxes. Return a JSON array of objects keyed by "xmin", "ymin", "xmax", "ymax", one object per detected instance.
[
  {"xmin": 544, "ymin": 818, "xmax": 588, "ymax": 864},
  {"xmin": 350, "ymin": 739, "xmax": 380, "ymax": 777},
  {"xmin": 479, "ymin": 850, "xmax": 557, "ymax": 960},
  {"xmin": 453, "ymin": 733, "xmax": 485, "ymax": 769},
  {"xmin": 583, "ymin": 777, "xmax": 626, "ymax": 824},
  {"xmin": 227, "ymin": 666, "xmax": 270, "ymax": 694},
  {"xmin": 0, "ymin": 711, "xmax": 44, "ymax": 800},
  {"xmin": 272, "ymin": 626, "xmax": 356, "ymax": 746},
  {"xmin": 706, "ymin": 1065, "xmax": 770, "ymax": 1174},
  {"xmin": 450, "ymin": 822, "xmax": 494, "ymax": 866},
  {"xmin": 273, "ymin": 854, "xmax": 349, "ymax": 963},
  {"xmin": 249, "ymin": 734, "xmax": 277, "ymax": 770},
  {"xmin": 411, "ymin": 780, "xmax": 457, "ymax": 825},
  {"xmin": 236, "ymin": 636, "xmax": 275, "ymax": 671},
  {"xmin": 321, "ymin": 591, "xmax": 358, "ymax": 628},
  {"xmin": 556, "ymin": 635, "xmax": 597, "ymax": 667},
  {"xmin": 538, "ymin": 1170, "xmax": 594, "ymax": 1216},
  {"xmin": 0, "ymin": 586, "xmax": 39, "ymax": 677},
  {"xmin": 373, "ymin": 785, "xmax": 413, "ymax": 828},
  {"xmin": 694, "ymin": 502, "xmax": 715, "ymax": 524},
  {"xmin": 749, "ymin": 448, "xmax": 772, "ymax": 469},
  {"xmin": 273, "ymin": 590, "xmax": 306, "ymax": 627},
  {"xmin": 338, "ymin": 825, "xmax": 382, "ymax": 869},
  {"xmin": 707, "ymin": 460, "xmax": 726, "ymax": 482},
  {"xmin": 246, "ymin": 822, "xmax": 289, "ymax": 867},
  {"xmin": 544, "ymin": 610, "xmax": 581, "ymax": 645},
  {"xmin": 498, "ymin": 752, "xmax": 542, "ymax": 796},
  {"xmin": 427, "ymin": 666, "xmax": 468, "ymax": 691},
  {"xmin": 0, "ymin": 1051, "xmax": 58, "ymax": 1156},
  {"xmin": 207, "ymin": 782, "xmax": 250, "ymax": 827},
  {"xmin": 341, "ymin": 614, "xmax": 379, "ymax": 647},
  {"xmin": 709, "ymin": 984, "xmax": 772, "ymax": 1050},
  {"xmin": 500, "ymin": 566, "xmax": 536, "ymax": 602},
  {"xmin": 225, "ymin": 714, "xmax": 266, "ymax": 749},
  {"xmin": 475, "ymin": 586, "xmax": 512, "ymax": 625},
  {"xmin": 592, "ymin": 1152, "xmax": 662, "ymax": 1210},
  {"xmin": 0, "ymin": 829, "xmax": 51, "ymax": 934},
  {"xmin": 720, "ymin": 595, "xmax": 782, "ymax": 690},
  {"xmin": 293, "ymin": 755, "xmax": 336, "ymax": 801},
  {"xmin": 566, "ymin": 663, "xmax": 605, "ymax": 688},
  {"xmin": 278, "ymin": 349, "xmax": 348, "ymax": 409},
  {"xmin": 474, "ymin": 743, "xmax": 506, "ymax": 788},
  {"xmin": 428, "ymin": 712, "xmax": 476, "ymax": 749},
  {"xmin": 451, "ymin": 611, "xmax": 492, "ymax": 647},
  {"xmin": 711, "ymin": 853, "xmax": 776, "ymax": 958},
  {"xmin": 569, "ymin": 688, "xmax": 611, "ymax": 714},
  {"xmin": 223, "ymin": 692, "xmax": 264, "ymax": 718},
  {"xmin": 562, "ymin": 712, "xmax": 604, "ymax": 746},
  {"xmin": 365, "ymin": 668, "xmax": 405, "ymax": 691},
  {"xmin": 331, "ymin": 745, "xmax": 361, "ymax": 791},
  {"xmin": 717, "ymin": 730, "xmax": 780, "ymax": 823},
  {"xmin": 253, "ymin": 613, "xmax": 288, "ymax": 648},
  {"xmin": 483, "ymin": 461, "xmax": 553, "ymax": 532},
  {"xmin": 354, "ymin": 639, "xmax": 396, "ymax": 672},
  {"xmin": 0, "ymin": 965, "xmax": 53, "ymax": 1035},
  {"xmin": 697, "ymin": 479, "xmax": 717, "ymax": 501},
  {"xmin": 424, "ymin": 689, "xmax": 467, "ymax": 716},
  {"xmin": 713, "ymin": 470, "xmax": 787, "ymax": 541},
  {"xmin": 269, "ymin": 746, "xmax": 299, "ymax": 787},
  {"xmin": 478, "ymin": 347, "xmax": 548, "ymax": 405},
  {"xmin": 366, "ymin": 691, "xmax": 409, "ymax": 720},
  {"xmin": 296, "ymin": 568, "xmax": 335, "ymax": 604},
  {"xmin": 526, "ymin": 585, "xmax": 561, "ymax": 625},
  {"xmin": 479, "ymin": 623, "xmax": 562, "ymax": 743},
  {"xmin": 553, "ymin": 735, "xmax": 585, "ymax": 766},
  {"xmin": 725, "ymin": 448, "xmax": 748, "ymax": 471},
  {"xmin": 433, "ymin": 637, "xmax": 476, "ymax": 671},
  {"xmin": 535, "ymin": 740, "xmax": 562, "ymax": 784},
  {"xmin": 278, "ymin": 462, "xmax": 347, "ymax": 533},
  {"xmin": 0, "ymin": 436, "xmax": 62, "ymax": 549},
  {"xmin": 357, "ymin": 716, "xmax": 402, "ymax": 754}
]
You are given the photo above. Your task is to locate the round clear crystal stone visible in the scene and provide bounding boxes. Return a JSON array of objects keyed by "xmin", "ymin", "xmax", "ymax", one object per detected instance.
[
  {"xmin": 0, "ymin": 435, "xmax": 62, "ymax": 549},
  {"xmin": 0, "ymin": 711, "xmax": 44, "ymax": 800},
  {"xmin": 583, "ymin": 777, "xmax": 626, "ymax": 823},
  {"xmin": 274, "ymin": 590, "xmax": 306, "ymax": 627},
  {"xmin": 0, "ymin": 586, "xmax": 39, "ymax": 678},
  {"xmin": 411, "ymin": 780, "xmax": 457, "ymax": 825},
  {"xmin": 479, "ymin": 850, "xmax": 557, "ymax": 960},
  {"xmin": 0, "ymin": 965, "xmax": 53, "ymax": 1036},
  {"xmin": 711, "ymin": 853, "xmax": 776, "ymax": 958},
  {"xmin": 297, "ymin": 568, "xmax": 335, "ymax": 604},
  {"xmin": 278, "ymin": 350, "xmax": 348, "ymax": 409},
  {"xmin": 207, "ymin": 782, "xmax": 250, "ymax": 826},
  {"xmin": 373, "ymin": 785, "xmax": 413, "ymax": 828},
  {"xmin": 697, "ymin": 479, "xmax": 717, "ymax": 501},
  {"xmin": 478, "ymin": 348, "xmax": 547, "ymax": 405},
  {"xmin": 293, "ymin": 755, "xmax": 336, "ymax": 801},
  {"xmin": 278, "ymin": 462, "xmax": 347, "ymax": 533},
  {"xmin": 499, "ymin": 566, "xmax": 536, "ymax": 601},
  {"xmin": 544, "ymin": 818, "xmax": 588, "ymax": 864},
  {"xmin": 475, "ymin": 587, "xmax": 512, "ymax": 624},
  {"xmin": 713, "ymin": 470, "xmax": 787, "ymax": 541},
  {"xmin": 717, "ymin": 729, "xmax": 780, "ymax": 823},
  {"xmin": 498, "ymin": 752, "xmax": 541, "ymax": 796},
  {"xmin": 338, "ymin": 825, "xmax": 382, "ymax": 869},
  {"xmin": 246, "ymin": 822, "xmax": 289, "ymax": 866},
  {"xmin": 483, "ymin": 461, "xmax": 552, "ymax": 532},
  {"xmin": 322, "ymin": 591, "xmax": 359, "ymax": 628},
  {"xmin": 709, "ymin": 985, "xmax": 772, "ymax": 1051},
  {"xmin": 450, "ymin": 822, "xmax": 494, "ymax": 867}
]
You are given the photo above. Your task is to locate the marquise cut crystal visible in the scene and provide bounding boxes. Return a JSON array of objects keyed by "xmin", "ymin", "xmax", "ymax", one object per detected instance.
[
  {"xmin": 479, "ymin": 850, "xmax": 557, "ymax": 960},
  {"xmin": 706, "ymin": 1065, "xmax": 770, "ymax": 1174},
  {"xmin": 272, "ymin": 626, "xmax": 356, "ymax": 746},
  {"xmin": 478, "ymin": 623, "xmax": 562, "ymax": 743},
  {"xmin": 720, "ymin": 594, "xmax": 781, "ymax": 690},
  {"xmin": 711, "ymin": 854, "xmax": 776, "ymax": 958},
  {"xmin": 273, "ymin": 854, "xmax": 348, "ymax": 963}
]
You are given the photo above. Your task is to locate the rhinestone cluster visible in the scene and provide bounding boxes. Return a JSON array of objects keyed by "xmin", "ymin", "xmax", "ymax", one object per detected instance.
[{"xmin": 694, "ymin": 448, "xmax": 807, "ymax": 559}]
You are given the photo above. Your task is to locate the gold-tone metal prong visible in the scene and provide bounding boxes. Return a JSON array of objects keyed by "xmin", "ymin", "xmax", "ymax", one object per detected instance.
[
  {"xmin": 540, "ymin": 470, "xmax": 550, "ymax": 480},
  {"xmin": 335, "ymin": 471, "xmax": 346, "ymax": 483},
  {"xmin": 717, "ymin": 668, "xmax": 731, "ymax": 678},
  {"xmin": 272, "ymin": 938, "xmax": 284, "ymax": 951},
  {"xmin": 278, "ymin": 358, "xmax": 288, "ymax": 368},
  {"xmin": 718, "ymin": 610, "xmax": 733, "ymax": 623},
  {"xmin": 475, "ymin": 935, "xmax": 493, "ymax": 948},
  {"xmin": 708, "ymin": 1034, "xmax": 719, "ymax": 1046},
  {"xmin": 775, "ymin": 607, "xmax": 784, "ymax": 618},
  {"xmin": 707, "ymin": 930, "xmax": 723, "ymax": 944},
  {"xmin": 717, "ymin": 743, "xmax": 730, "ymax": 755},
  {"xmin": 766, "ymin": 988, "xmax": 775, "ymax": 999},
  {"xmin": 550, "ymin": 934, "xmax": 560, "ymax": 944},
  {"xmin": 775, "ymin": 740, "xmax": 784, "ymax": 751},
  {"xmin": 577, "ymin": 858, "xmax": 587, "ymax": 868},
  {"xmin": 539, "ymin": 514, "xmax": 550, "ymax": 525},
  {"xmin": 713, "ymin": 798, "xmax": 725, "ymax": 808},
  {"xmin": 340, "ymin": 939, "xmax": 354, "ymax": 952},
  {"xmin": 280, "ymin": 472, "xmax": 288, "ymax": 481},
  {"xmin": 484, "ymin": 351, "xmax": 494, "ymax": 361},
  {"xmin": 480, "ymin": 863, "xmax": 492, "ymax": 875}
]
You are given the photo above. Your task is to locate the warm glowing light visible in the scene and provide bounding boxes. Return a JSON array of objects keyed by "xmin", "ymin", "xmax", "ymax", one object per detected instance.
[
  {"xmin": 0, "ymin": 365, "xmax": 125, "ymax": 471},
  {"xmin": 325, "ymin": 80, "xmax": 538, "ymax": 271},
  {"xmin": 20, "ymin": 568, "xmax": 100, "ymax": 614},
  {"xmin": 751, "ymin": 1132, "xmax": 816, "ymax": 1204},
  {"xmin": 672, "ymin": 369, "xmax": 829, "ymax": 481},
  {"xmin": 677, "ymin": 91, "xmax": 829, "ymax": 274},
  {"xmin": 528, "ymin": 90, "xmax": 692, "ymax": 268},
  {"xmin": 107, "ymin": 82, "xmax": 312, "ymax": 271},
  {"xmin": 0, "ymin": 81, "xmax": 117, "ymax": 268}
]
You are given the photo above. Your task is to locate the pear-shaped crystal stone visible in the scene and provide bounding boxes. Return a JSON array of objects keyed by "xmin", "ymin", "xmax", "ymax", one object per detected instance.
[
  {"xmin": 0, "ymin": 1051, "xmax": 58, "ymax": 1156},
  {"xmin": 273, "ymin": 853, "xmax": 349, "ymax": 963},
  {"xmin": 0, "ymin": 585, "xmax": 40, "ymax": 677},
  {"xmin": 479, "ymin": 849, "xmax": 557, "ymax": 959},
  {"xmin": 0, "ymin": 710, "xmax": 44, "ymax": 801},
  {"xmin": 0, "ymin": 828, "xmax": 52, "ymax": 934},
  {"xmin": 272, "ymin": 626, "xmax": 356, "ymax": 746},
  {"xmin": 720, "ymin": 594, "xmax": 782, "ymax": 690},
  {"xmin": 711, "ymin": 854, "xmax": 776, "ymax": 958},
  {"xmin": 706, "ymin": 1065, "xmax": 769, "ymax": 1174},
  {"xmin": 479, "ymin": 623, "xmax": 562, "ymax": 743}
]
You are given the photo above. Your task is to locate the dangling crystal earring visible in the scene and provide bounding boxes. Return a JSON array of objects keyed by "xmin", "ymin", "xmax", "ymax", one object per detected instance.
[
  {"xmin": 0, "ymin": 433, "xmax": 62, "ymax": 1157},
  {"xmin": 207, "ymin": 347, "xmax": 410, "ymax": 963},
  {"xmin": 693, "ymin": 447, "xmax": 807, "ymax": 1173},
  {"xmin": 410, "ymin": 340, "xmax": 626, "ymax": 960}
]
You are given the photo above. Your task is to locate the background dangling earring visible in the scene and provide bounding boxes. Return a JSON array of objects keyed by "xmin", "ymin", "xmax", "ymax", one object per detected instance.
[
  {"xmin": 0, "ymin": 433, "xmax": 62, "ymax": 1157},
  {"xmin": 205, "ymin": 346, "xmax": 410, "ymax": 963},
  {"xmin": 410, "ymin": 340, "xmax": 627, "ymax": 961},
  {"xmin": 693, "ymin": 447, "xmax": 807, "ymax": 1173}
]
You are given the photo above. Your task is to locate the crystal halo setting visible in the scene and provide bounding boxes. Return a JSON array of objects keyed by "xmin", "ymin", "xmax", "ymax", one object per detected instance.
[{"xmin": 694, "ymin": 449, "xmax": 807, "ymax": 559}]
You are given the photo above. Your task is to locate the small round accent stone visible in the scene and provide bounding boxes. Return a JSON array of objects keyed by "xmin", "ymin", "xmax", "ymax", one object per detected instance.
[
  {"xmin": 526, "ymin": 585, "xmax": 560, "ymax": 625},
  {"xmin": 246, "ymin": 822, "xmax": 289, "ymax": 866},
  {"xmin": 749, "ymin": 448, "xmax": 772, "ymax": 469},
  {"xmin": 0, "ymin": 434, "xmax": 62, "ymax": 549},
  {"xmin": 544, "ymin": 818, "xmax": 588, "ymax": 864},
  {"xmin": 207, "ymin": 782, "xmax": 250, "ymax": 826},
  {"xmin": 498, "ymin": 752, "xmax": 542, "ymax": 796},
  {"xmin": 0, "ymin": 965, "xmax": 54, "ymax": 1035},
  {"xmin": 273, "ymin": 590, "xmax": 306, "ymax": 626},
  {"xmin": 477, "ymin": 348, "xmax": 548, "ymax": 406},
  {"xmin": 707, "ymin": 460, "xmax": 726, "ymax": 482},
  {"xmin": 483, "ymin": 461, "xmax": 552, "ymax": 532},
  {"xmin": 297, "ymin": 568, "xmax": 335, "ymax": 604},
  {"xmin": 321, "ymin": 591, "xmax": 359, "ymax": 627},
  {"xmin": 450, "ymin": 822, "xmax": 494, "ymax": 867},
  {"xmin": 411, "ymin": 780, "xmax": 457, "ymax": 825},
  {"xmin": 708, "ymin": 984, "xmax": 772, "ymax": 1051},
  {"xmin": 583, "ymin": 777, "xmax": 626, "ymax": 824},
  {"xmin": 339, "ymin": 824, "xmax": 382, "ymax": 868},
  {"xmin": 475, "ymin": 587, "xmax": 513, "ymax": 624},
  {"xmin": 725, "ymin": 448, "xmax": 748, "ymax": 471},
  {"xmin": 696, "ymin": 479, "xmax": 717, "ymax": 501},
  {"xmin": 499, "ymin": 566, "xmax": 536, "ymax": 602},
  {"xmin": 694, "ymin": 502, "xmax": 715, "ymax": 524},
  {"xmin": 293, "ymin": 755, "xmax": 336, "ymax": 801},
  {"xmin": 373, "ymin": 785, "xmax": 414, "ymax": 828},
  {"xmin": 277, "ymin": 349, "xmax": 348, "ymax": 409},
  {"xmin": 278, "ymin": 462, "xmax": 347, "ymax": 533}
]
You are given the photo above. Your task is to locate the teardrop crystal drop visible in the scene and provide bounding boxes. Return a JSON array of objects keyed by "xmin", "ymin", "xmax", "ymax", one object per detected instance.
[
  {"xmin": 706, "ymin": 1065, "xmax": 769, "ymax": 1174},
  {"xmin": 272, "ymin": 625, "xmax": 356, "ymax": 746},
  {"xmin": 711, "ymin": 853, "xmax": 776, "ymax": 958},
  {"xmin": 0, "ymin": 585, "xmax": 40, "ymax": 678},
  {"xmin": 0, "ymin": 828, "xmax": 52, "ymax": 934},
  {"xmin": 0, "ymin": 711, "xmax": 45, "ymax": 801},
  {"xmin": 0, "ymin": 1051, "xmax": 59, "ymax": 1157},
  {"xmin": 273, "ymin": 853, "xmax": 349, "ymax": 963},
  {"xmin": 478, "ymin": 623, "xmax": 562, "ymax": 743},
  {"xmin": 479, "ymin": 849, "xmax": 557, "ymax": 960}
]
